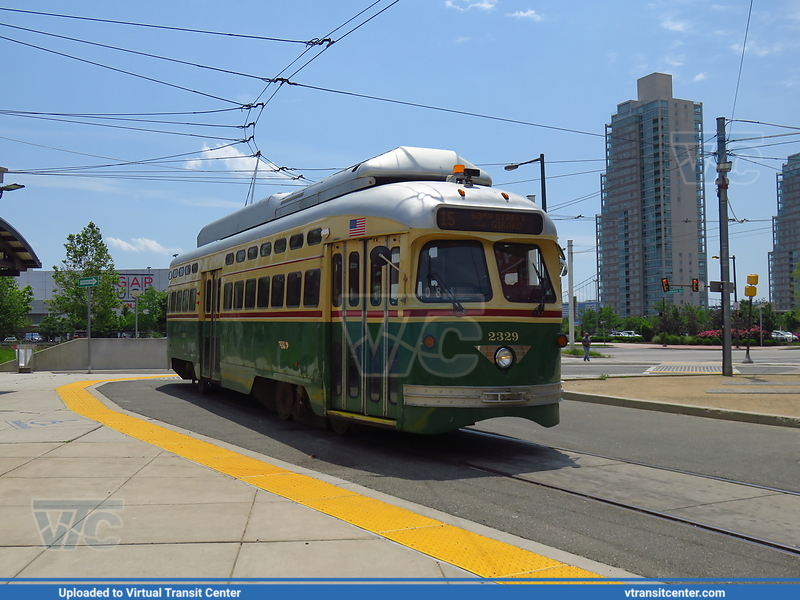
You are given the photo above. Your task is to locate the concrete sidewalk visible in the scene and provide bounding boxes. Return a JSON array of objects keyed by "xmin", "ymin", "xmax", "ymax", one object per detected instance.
[
  {"xmin": 0, "ymin": 371, "xmax": 630, "ymax": 581},
  {"xmin": 563, "ymin": 373, "xmax": 800, "ymax": 428}
]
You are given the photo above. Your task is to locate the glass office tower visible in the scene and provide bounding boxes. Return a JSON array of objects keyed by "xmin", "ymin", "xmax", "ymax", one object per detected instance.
[{"xmin": 597, "ymin": 73, "xmax": 707, "ymax": 317}]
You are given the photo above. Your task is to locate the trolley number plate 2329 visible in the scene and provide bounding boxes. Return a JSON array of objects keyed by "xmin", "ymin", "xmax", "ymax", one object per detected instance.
[{"xmin": 487, "ymin": 331, "xmax": 519, "ymax": 342}]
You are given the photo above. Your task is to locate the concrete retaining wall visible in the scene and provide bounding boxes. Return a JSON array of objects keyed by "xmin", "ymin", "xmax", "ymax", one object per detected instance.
[{"xmin": 1, "ymin": 338, "xmax": 169, "ymax": 372}]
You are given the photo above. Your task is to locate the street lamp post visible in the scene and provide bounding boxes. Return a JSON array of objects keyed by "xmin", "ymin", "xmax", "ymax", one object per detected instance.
[
  {"xmin": 504, "ymin": 154, "xmax": 547, "ymax": 211},
  {"xmin": 0, "ymin": 167, "xmax": 25, "ymax": 199},
  {"xmin": 131, "ymin": 289, "xmax": 143, "ymax": 338}
]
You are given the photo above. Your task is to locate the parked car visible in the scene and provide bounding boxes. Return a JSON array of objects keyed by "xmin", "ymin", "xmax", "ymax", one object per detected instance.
[
  {"xmin": 771, "ymin": 330, "xmax": 794, "ymax": 342},
  {"xmin": 3, "ymin": 336, "xmax": 17, "ymax": 342},
  {"xmin": 620, "ymin": 331, "xmax": 640, "ymax": 338}
]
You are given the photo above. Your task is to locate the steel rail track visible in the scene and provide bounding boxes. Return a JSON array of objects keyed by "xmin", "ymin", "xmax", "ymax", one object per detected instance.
[{"xmin": 465, "ymin": 428, "xmax": 800, "ymax": 558}]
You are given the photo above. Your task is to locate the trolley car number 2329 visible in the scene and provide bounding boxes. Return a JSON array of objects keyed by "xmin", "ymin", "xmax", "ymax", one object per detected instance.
[{"xmin": 487, "ymin": 331, "xmax": 519, "ymax": 342}]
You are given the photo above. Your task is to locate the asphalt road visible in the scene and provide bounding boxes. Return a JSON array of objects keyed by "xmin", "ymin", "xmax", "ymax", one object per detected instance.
[
  {"xmin": 100, "ymin": 378, "xmax": 800, "ymax": 579},
  {"xmin": 563, "ymin": 344, "xmax": 800, "ymax": 378}
]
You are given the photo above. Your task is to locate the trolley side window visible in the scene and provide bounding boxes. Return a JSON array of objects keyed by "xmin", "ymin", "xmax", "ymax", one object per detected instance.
[
  {"xmin": 348, "ymin": 251, "xmax": 360, "ymax": 307},
  {"xmin": 416, "ymin": 240, "xmax": 492, "ymax": 303},
  {"xmin": 370, "ymin": 253, "xmax": 382, "ymax": 307},
  {"xmin": 389, "ymin": 246, "xmax": 400, "ymax": 306},
  {"xmin": 223, "ymin": 282, "xmax": 233, "ymax": 310},
  {"xmin": 233, "ymin": 280, "xmax": 244, "ymax": 310},
  {"xmin": 493, "ymin": 242, "xmax": 556, "ymax": 304},
  {"xmin": 331, "ymin": 253, "xmax": 343, "ymax": 308},
  {"xmin": 286, "ymin": 271, "xmax": 302, "ymax": 308},
  {"xmin": 257, "ymin": 276, "xmax": 270, "ymax": 309},
  {"xmin": 271, "ymin": 274, "xmax": 285, "ymax": 308},
  {"xmin": 204, "ymin": 280, "xmax": 212, "ymax": 313},
  {"xmin": 304, "ymin": 269, "xmax": 321, "ymax": 307},
  {"xmin": 307, "ymin": 228, "xmax": 322, "ymax": 246},
  {"xmin": 244, "ymin": 278, "xmax": 257, "ymax": 309}
]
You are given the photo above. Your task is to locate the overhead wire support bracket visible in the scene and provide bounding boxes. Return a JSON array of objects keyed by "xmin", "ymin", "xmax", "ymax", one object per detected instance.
[{"xmin": 306, "ymin": 37, "xmax": 335, "ymax": 47}]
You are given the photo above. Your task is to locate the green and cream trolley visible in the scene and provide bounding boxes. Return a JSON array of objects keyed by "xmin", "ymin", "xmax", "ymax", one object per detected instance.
[{"xmin": 167, "ymin": 147, "xmax": 568, "ymax": 434}]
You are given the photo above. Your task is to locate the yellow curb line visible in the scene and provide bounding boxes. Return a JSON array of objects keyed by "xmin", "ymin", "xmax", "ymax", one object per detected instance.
[{"xmin": 56, "ymin": 377, "xmax": 604, "ymax": 582}]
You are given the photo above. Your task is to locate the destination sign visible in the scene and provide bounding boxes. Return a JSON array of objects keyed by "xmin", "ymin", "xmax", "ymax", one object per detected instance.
[{"xmin": 436, "ymin": 207, "xmax": 543, "ymax": 235}]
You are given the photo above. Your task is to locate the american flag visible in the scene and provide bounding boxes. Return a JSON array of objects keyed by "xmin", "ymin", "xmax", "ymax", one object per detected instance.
[{"xmin": 349, "ymin": 217, "xmax": 366, "ymax": 236}]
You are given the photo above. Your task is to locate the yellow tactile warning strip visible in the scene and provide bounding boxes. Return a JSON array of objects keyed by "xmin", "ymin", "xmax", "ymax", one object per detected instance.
[{"xmin": 56, "ymin": 377, "xmax": 604, "ymax": 581}]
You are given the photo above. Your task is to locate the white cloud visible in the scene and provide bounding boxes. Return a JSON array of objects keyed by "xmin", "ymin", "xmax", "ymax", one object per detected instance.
[
  {"xmin": 731, "ymin": 39, "xmax": 786, "ymax": 57},
  {"xmin": 107, "ymin": 237, "xmax": 183, "ymax": 256},
  {"xmin": 664, "ymin": 54, "xmax": 685, "ymax": 67},
  {"xmin": 184, "ymin": 144, "xmax": 261, "ymax": 175},
  {"xmin": 693, "ymin": 72, "xmax": 708, "ymax": 82},
  {"xmin": 507, "ymin": 9, "xmax": 544, "ymax": 21},
  {"xmin": 661, "ymin": 16, "xmax": 691, "ymax": 32},
  {"xmin": 445, "ymin": 1, "xmax": 496, "ymax": 11}
]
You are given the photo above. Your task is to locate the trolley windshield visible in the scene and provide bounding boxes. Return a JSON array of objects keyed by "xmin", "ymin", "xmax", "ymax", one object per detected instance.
[
  {"xmin": 494, "ymin": 242, "xmax": 556, "ymax": 304},
  {"xmin": 416, "ymin": 240, "xmax": 492, "ymax": 303}
]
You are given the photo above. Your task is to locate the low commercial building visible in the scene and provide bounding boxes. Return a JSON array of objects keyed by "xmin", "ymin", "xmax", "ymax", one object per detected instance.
[{"xmin": 14, "ymin": 269, "xmax": 169, "ymax": 326}]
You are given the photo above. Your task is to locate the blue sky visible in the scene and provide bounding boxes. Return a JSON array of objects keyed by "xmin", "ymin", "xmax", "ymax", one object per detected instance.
[{"xmin": 1, "ymin": 0, "xmax": 798, "ymax": 303}]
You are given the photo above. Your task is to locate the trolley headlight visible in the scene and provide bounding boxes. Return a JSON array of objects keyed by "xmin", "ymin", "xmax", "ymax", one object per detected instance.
[{"xmin": 495, "ymin": 347, "xmax": 514, "ymax": 369}]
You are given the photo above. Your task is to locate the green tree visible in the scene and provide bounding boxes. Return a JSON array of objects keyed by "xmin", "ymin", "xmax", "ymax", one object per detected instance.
[
  {"xmin": 39, "ymin": 314, "xmax": 71, "ymax": 342},
  {"xmin": 48, "ymin": 222, "xmax": 120, "ymax": 336},
  {"xmin": 136, "ymin": 287, "xmax": 168, "ymax": 336},
  {"xmin": 0, "ymin": 278, "xmax": 33, "ymax": 337},
  {"xmin": 578, "ymin": 307, "xmax": 597, "ymax": 334},
  {"xmin": 792, "ymin": 260, "xmax": 800, "ymax": 308},
  {"xmin": 756, "ymin": 299, "xmax": 780, "ymax": 333},
  {"xmin": 655, "ymin": 299, "xmax": 681, "ymax": 336},
  {"xmin": 679, "ymin": 304, "xmax": 707, "ymax": 336},
  {"xmin": 781, "ymin": 307, "xmax": 800, "ymax": 333}
]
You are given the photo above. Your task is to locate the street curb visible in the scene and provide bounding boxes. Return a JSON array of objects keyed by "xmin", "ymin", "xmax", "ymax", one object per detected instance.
[{"xmin": 562, "ymin": 391, "xmax": 800, "ymax": 429}]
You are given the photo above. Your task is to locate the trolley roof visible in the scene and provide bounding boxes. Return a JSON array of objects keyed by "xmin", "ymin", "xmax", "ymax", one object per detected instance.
[
  {"xmin": 172, "ymin": 147, "xmax": 556, "ymax": 268},
  {"xmin": 196, "ymin": 147, "xmax": 491, "ymax": 247}
]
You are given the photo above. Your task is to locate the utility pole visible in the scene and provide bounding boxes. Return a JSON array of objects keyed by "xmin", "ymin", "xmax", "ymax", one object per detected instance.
[
  {"xmin": 716, "ymin": 116, "xmax": 733, "ymax": 377},
  {"xmin": 567, "ymin": 240, "xmax": 575, "ymax": 351}
]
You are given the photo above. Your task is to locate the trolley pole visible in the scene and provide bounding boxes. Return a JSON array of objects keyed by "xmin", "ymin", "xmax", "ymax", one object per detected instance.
[{"xmin": 716, "ymin": 117, "xmax": 733, "ymax": 377}]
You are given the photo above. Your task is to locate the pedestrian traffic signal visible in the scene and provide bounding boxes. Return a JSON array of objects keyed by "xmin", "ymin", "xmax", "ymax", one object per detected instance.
[
  {"xmin": 661, "ymin": 278, "xmax": 670, "ymax": 292},
  {"xmin": 692, "ymin": 278, "xmax": 699, "ymax": 292}
]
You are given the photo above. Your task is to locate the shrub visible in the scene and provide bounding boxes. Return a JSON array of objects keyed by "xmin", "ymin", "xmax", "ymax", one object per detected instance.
[{"xmin": 711, "ymin": 337, "xmax": 721, "ymax": 345}]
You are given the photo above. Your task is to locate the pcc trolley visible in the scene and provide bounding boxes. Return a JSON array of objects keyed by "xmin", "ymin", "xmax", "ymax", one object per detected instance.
[{"xmin": 167, "ymin": 147, "xmax": 568, "ymax": 434}]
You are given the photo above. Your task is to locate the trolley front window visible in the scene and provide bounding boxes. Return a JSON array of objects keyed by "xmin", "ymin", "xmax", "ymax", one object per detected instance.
[
  {"xmin": 494, "ymin": 242, "xmax": 556, "ymax": 304},
  {"xmin": 416, "ymin": 240, "xmax": 491, "ymax": 303}
]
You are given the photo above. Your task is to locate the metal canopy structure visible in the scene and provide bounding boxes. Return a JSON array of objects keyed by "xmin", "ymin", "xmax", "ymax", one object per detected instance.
[{"xmin": 0, "ymin": 217, "xmax": 41, "ymax": 276}]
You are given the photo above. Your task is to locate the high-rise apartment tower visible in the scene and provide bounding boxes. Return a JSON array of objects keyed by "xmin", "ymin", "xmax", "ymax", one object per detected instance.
[
  {"xmin": 769, "ymin": 152, "xmax": 800, "ymax": 311},
  {"xmin": 597, "ymin": 73, "xmax": 707, "ymax": 317}
]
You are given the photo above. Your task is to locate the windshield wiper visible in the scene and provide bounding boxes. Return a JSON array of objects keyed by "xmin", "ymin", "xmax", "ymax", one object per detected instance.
[{"xmin": 428, "ymin": 270, "xmax": 465, "ymax": 316}]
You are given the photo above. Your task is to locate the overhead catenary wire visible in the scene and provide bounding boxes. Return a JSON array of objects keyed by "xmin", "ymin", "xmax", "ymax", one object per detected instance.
[
  {"xmin": 0, "ymin": 33, "xmax": 243, "ymax": 106},
  {"xmin": 0, "ymin": 7, "xmax": 332, "ymax": 45},
  {"xmin": 0, "ymin": 4, "xmax": 790, "ymax": 228}
]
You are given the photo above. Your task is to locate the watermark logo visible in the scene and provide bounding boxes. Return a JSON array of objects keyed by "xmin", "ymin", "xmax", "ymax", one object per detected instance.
[{"xmin": 32, "ymin": 499, "xmax": 124, "ymax": 550}]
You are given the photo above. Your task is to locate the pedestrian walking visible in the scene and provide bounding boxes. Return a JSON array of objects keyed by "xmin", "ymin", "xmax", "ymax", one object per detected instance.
[{"xmin": 581, "ymin": 331, "xmax": 591, "ymax": 362}]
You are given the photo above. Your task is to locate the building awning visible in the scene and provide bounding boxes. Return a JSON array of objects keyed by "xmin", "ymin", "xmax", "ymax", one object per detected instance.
[{"xmin": 0, "ymin": 217, "xmax": 41, "ymax": 276}]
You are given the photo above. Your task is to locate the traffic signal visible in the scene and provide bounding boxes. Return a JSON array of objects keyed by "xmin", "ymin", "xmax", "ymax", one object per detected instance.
[
  {"xmin": 745, "ymin": 274, "xmax": 758, "ymax": 298},
  {"xmin": 661, "ymin": 278, "xmax": 670, "ymax": 292},
  {"xmin": 691, "ymin": 278, "xmax": 699, "ymax": 292}
]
